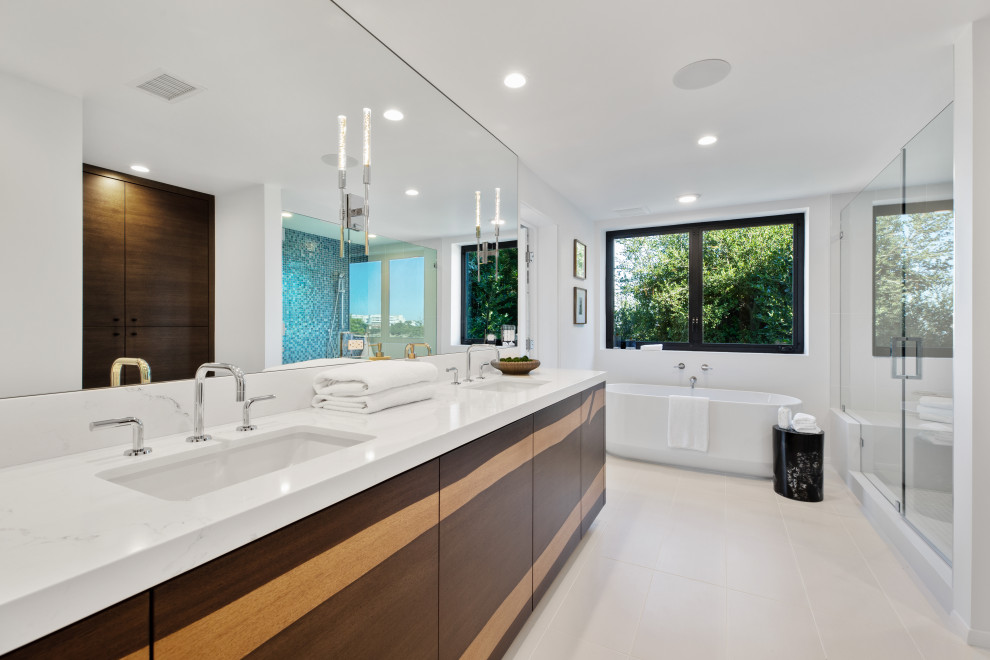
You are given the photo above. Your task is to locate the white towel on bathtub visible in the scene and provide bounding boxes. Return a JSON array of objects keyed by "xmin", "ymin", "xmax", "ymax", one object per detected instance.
[{"xmin": 667, "ymin": 395, "xmax": 709, "ymax": 452}]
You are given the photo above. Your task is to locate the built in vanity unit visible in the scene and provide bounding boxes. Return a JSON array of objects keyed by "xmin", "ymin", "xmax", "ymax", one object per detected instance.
[{"xmin": 0, "ymin": 371, "xmax": 605, "ymax": 660}]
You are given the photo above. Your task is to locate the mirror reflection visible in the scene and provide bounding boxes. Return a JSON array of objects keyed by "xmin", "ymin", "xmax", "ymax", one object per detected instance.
[{"xmin": 0, "ymin": 0, "xmax": 518, "ymax": 398}]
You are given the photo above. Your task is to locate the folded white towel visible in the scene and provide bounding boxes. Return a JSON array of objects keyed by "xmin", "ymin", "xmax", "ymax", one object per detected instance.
[
  {"xmin": 314, "ymin": 361, "xmax": 438, "ymax": 396},
  {"xmin": 791, "ymin": 424, "xmax": 822, "ymax": 434},
  {"xmin": 639, "ymin": 344, "xmax": 664, "ymax": 351},
  {"xmin": 312, "ymin": 381, "xmax": 437, "ymax": 414},
  {"xmin": 919, "ymin": 422, "xmax": 954, "ymax": 432},
  {"xmin": 667, "ymin": 395, "xmax": 709, "ymax": 452},
  {"xmin": 918, "ymin": 396, "xmax": 953, "ymax": 410},
  {"xmin": 917, "ymin": 423, "xmax": 953, "ymax": 446},
  {"xmin": 917, "ymin": 406, "xmax": 953, "ymax": 424},
  {"xmin": 792, "ymin": 413, "xmax": 817, "ymax": 425}
]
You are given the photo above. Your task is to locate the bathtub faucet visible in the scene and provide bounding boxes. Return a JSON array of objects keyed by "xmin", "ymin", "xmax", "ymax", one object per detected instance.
[{"xmin": 689, "ymin": 376, "xmax": 697, "ymax": 390}]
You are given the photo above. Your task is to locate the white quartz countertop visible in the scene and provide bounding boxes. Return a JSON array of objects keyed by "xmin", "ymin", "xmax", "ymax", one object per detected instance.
[{"xmin": 0, "ymin": 368, "xmax": 605, "ymax": 654}]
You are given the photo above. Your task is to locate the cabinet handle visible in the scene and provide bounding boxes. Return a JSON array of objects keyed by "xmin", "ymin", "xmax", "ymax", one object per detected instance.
[
  {"xmin": 130, "ymin": 332, "xmax": 137, "ymax": 337},
  {"xmin": 113, "ymin": 318, "xmax": 120, "ymax": 322},
  {"xmin": 131, "ymin": 318, "xmax": 137, "ymax": 322},
  {"xmin": 113, "ymin": 332, "xmax": 120, "ymax": 337}
]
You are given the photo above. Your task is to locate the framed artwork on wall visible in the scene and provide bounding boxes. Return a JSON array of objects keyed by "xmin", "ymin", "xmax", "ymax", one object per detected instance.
[
  {"xmin": 574, "ymin": 239, "xmax": 586, "ymax": 279},
  {"xmin": 574, "ymin": 287, "xmax": 587, "ymax": 325}
]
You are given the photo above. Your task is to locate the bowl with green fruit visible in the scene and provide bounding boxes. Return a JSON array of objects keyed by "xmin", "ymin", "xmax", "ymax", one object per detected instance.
[{"xmin": 490, "ymin": 356, "xmax": 541, "ymax": 375}]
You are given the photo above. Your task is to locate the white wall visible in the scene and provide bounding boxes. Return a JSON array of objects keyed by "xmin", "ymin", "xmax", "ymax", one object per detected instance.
[
  {"xmin": 594, "ymin": 196, "xmax": 832, "ymax": 441},
  {"xmin": 0, "ymin": 72, "xmax": 82, "ymax": 398},
  {"xmin": 214, "ymin": 184, "xmax": 282, "ymax": 373},
  {"xmin": 518, "ymin": 163, "xmax": 595, "ymax": 369},
  {"xmin": 952, "ymin": 17, "xmax": 990, "ymax": 645}
]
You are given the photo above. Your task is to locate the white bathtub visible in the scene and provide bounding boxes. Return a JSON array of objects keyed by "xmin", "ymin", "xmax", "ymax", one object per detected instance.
[{"xmin": 606, "ymin": 383, "xmax": 802, "ymax": 477}]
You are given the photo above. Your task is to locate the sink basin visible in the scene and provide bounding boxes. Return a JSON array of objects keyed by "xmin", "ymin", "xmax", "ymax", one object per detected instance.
[
  {"xmin": 465, "ymin": 379, "xmax": 549, "ymax": 394},
  {"xmin": 97, "ymin": 425, "xmax": 373, "ymax": 501}
]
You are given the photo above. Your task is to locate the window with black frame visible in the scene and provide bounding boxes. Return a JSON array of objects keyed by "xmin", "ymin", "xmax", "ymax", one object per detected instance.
[
  {"xmin": 461, "ymin": 241, "xmax": 518, "ymax": 345},
  {"xmin": 606, "ymin": 213, "xmax": 805, "ymax": 353}
]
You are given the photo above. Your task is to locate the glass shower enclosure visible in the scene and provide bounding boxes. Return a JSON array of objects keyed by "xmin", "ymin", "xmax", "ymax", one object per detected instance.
[{"xmin": 839, "ymin": 105, "xmax": 954, "ymax": 561}]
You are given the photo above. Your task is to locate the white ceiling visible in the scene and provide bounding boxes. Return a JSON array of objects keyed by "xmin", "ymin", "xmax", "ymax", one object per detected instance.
[
  {"xmin": 0, "ymin": 0, "xmax": 517, "ymax": 243},
  {"xmin": 334, "ymin": 0, "xmax": 990, "ymax": 220}
]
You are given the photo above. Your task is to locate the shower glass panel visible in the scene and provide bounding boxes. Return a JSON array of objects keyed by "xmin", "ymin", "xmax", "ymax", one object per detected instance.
[{"xmin": 840, "ymin": 105, "xmax": 953, "ymax": 562}]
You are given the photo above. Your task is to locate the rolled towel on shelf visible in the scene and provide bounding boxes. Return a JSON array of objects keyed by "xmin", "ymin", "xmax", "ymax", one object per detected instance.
[
  {"xmin": 790, "ymin": 412, "xmax": 821, "ymax": 434},
  {"xmin": 918, "ymin": 396, "xmax": 953, "ymax": 410},
  {"xmin": 639, "ymin": 344, "xmax": 664, "ymax": 351},
  {"xmin": 314, "ymin": 360, "xmax": 438, "ymax": 396},
  {"xmin": 312, "ymin": 381, "xmax": 437, "ymax": 414},
  {"xmin": 917, "ymin": 406, "xmax": 953, "ymax": 424}
]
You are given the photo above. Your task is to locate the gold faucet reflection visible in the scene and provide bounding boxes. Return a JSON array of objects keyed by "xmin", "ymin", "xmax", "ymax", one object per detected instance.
[
  {"xmin": 110, "ymin": 357, "xmax": 152, "ymax": 387},
  {"xmin": 404, "ymin": 343, "xmax": 432, "ymax": 359}
]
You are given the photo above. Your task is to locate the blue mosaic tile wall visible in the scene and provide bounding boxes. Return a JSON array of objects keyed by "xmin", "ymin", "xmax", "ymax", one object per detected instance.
[{"xmin": 282, "ymin": 228, "xmax": 368, "ymax": 364}]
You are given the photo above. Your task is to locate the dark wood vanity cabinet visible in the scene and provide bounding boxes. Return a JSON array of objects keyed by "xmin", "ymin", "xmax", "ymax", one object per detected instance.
[
  {"xmin": 152, "ymin": 460, "xmax": 440, "ymax": 660},
  {"xmin": 581, "ymin": 383, "xmax": 606, "ymax": 534},
  {"xmin": 3, "ymin": 385, "xmax": 607, "ymax": 660},
  {"xmin": 439, "ymin": 416, "xmax": 534, "ymax": 660},
  {"xmin": 82, "ymin": 166, "xmax": 214, "ymax": 388},
  {"xmin": 532, "ymin": 393, "xmax": 583, "ymax": 605},
  {"xmin": 2, "ymin": 592, "xmax": 150, "ymax": 660}
]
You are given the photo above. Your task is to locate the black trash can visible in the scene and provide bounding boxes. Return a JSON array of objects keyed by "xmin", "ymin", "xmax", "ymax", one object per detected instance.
[{"xmin": 772, "ymin": 425, "xmax": 824, "ymax": 502}]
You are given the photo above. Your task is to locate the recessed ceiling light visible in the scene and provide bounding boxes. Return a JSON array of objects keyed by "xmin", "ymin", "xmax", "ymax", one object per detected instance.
[
  {"xmin": 697, "ymin": 135, "xmax": 718, "ymax": 146},
  {"xmin": 383, "ymin": 109, "xmax": 404, "ymax": 121},
  {"xmin": 673, "ymin": 59, "xmax": 731, "ymax": 90},
  {"xmin": 677, "ymin": 194, "xmax": 700, "ymax": 204},
  {"xmin": 130, "ymin": 164, "xmax": 150, "ymax": 173},
  {"xmin": 504, "ymin": 72, "xmax": 527, "ymax": 88},
  {"xmin": 405, "ymin": 189, "xmax": 419, "ymax": 196},
  {"xmin": 281, "ymin": 212, "xmax": 293, "ymax": 218}
]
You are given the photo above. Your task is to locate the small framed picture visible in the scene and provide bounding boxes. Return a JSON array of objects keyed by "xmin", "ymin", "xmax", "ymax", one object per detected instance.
[
  {"xmin": 574, "ymin": 287, "xmax": 587, "ymax": 325},
  {"xmin": 573, "ymin": 239, "xmax": 586, "ymax": 280}
]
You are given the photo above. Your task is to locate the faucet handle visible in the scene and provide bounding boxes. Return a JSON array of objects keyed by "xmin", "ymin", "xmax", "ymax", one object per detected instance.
[
  {"xmin": 446, "ymin": 367, "xmax": 460, "ymax": 385},
  {"xmin": 91, "ymin": 416, "xmax": 150, "ymax": 456},
  {"xmin": 674, "ymin": 362, "xmax": 685, "ymax": 370},
  {"xmin": 701, "ymin": 364, "xmax": 712, "ymax": 372},
  {"xmin": 238, "ymin": 395, "xmax": 276, "ymax": 432}
]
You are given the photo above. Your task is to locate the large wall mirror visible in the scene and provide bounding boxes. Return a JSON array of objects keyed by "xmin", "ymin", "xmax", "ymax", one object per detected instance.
[{"xmin": 0, "ymin": 0, "xmax": 518, "ymax": 398}]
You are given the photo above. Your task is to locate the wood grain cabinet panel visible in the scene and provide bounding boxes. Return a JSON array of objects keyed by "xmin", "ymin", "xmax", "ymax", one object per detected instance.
[
  {"xmin": 439, "ymin": 415, "xmax": 534, "ymax": 660},
  {"xmin": 123, "ymin": 326, "xmax": 210, "ymax": 385},
  {"xmin": 581, "ymin": 383, "xmax": 607, "ymax": 534},
  {"xmin": 82, "ymin": 172, "xmax": 126, "ymax": 327},
  {"xmin": 532, "ymin": 393, "xmax": 583, "ymax": 605},
  {"xmin": 153, "ymin": 460, "xmax": 440, "ymax": 660},
  {"xmin": 1, "ymin": 592, "xmax": 150, "ymax": 660},
  {"xmin": 124, "ymin": 183, "xmax": 211, "ymax": 328},
  {"xmin": 82, "ymin": 326, "xmax": 126, "ymax": 389}
]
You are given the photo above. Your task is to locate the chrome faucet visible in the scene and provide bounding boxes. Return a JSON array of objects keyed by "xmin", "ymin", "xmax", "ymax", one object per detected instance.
[
  {"xmin": 465, "ymin": 344, "xmax": 500, "ymax": 382},
  {"xmin": 91, "ymin": 417, "xmax": 150, "ymax": 456},
  {"xmin": 187, "ymin": 362, "xmax": 245, "ymax": 443},
  {"xmin": 689, "ymin": 376, "xmax": 698, "ymax": 390},
  {"xmin": 237, "ymin": 394, "xmax": 276, "ymax": 432}
]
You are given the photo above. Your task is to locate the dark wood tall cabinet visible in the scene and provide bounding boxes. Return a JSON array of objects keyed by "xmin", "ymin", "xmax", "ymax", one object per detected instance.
[{"xmin": 82, "ymin": 166, "xmax": 214, "ymax": 388}]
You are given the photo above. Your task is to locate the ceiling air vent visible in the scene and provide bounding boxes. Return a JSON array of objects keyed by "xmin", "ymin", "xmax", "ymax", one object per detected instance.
[
  {"xmin": 131, "ymin": 69, "xmax": 204, "ymax": 103},
  {"xmin": 614, "ymin": 207, "xmax": 650, "ymax": 218}
]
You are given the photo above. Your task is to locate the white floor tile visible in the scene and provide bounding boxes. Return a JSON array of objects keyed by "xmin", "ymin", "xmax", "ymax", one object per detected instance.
[
  {"xmin": 547, "ymin": 555, "xmax": 653, "ymax": 654},
  {"xmin": 726, "ymin": 590, "xmax": 824, "ymax": 660},
  {"xmin": 631, "ymin": 572, "xmax": 727, "ymax": 660},
  {"xmin": 506, "ymin": 456, "xmax": 981, "ymax": 659}
]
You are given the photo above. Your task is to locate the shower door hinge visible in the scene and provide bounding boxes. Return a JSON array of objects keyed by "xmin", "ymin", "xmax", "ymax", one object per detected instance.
[
  {"xmin": 860, "ymin": 437, "xmax": 864, "ymax": 447},
  {"xmin": 526, "ymin": 338, "xmax": 535, "ymax": 350}
]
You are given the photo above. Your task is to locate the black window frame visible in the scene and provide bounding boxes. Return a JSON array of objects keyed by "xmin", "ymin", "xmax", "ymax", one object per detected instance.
[
  {"xmin": 605, "ymin": 213, "xmax": 805, "ymax": 354},
  {"xmin": 460, "ymin": 240, "xmax": 518, "ymax": 345},
  {"xmin": 871, "ymin": 200, "xmax": 954, "ymax": 359}
]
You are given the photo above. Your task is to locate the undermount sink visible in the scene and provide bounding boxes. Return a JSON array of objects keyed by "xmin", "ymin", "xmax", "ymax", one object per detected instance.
[
  {"xmin": 465, "ymin": 379, "xmax": 549, "ymax": 393},
  {"xmin": 97, "ymin": 425, "xmax": 373, "ymax": 501}
]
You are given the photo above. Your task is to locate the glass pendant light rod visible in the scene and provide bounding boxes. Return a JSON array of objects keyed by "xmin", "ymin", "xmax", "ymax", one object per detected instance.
[
  {"xmin": 362, "ymin": 107, "xmax": 371, "ymax": 256},
  {"xmin": 338, "ymin": 114, "xmax": 347, "ymax": 257}
]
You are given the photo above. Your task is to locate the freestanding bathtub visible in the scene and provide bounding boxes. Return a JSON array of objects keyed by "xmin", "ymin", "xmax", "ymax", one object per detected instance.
[{"xmin": 606, "ymin": 383, "xmax": 803, "ymax": 477}]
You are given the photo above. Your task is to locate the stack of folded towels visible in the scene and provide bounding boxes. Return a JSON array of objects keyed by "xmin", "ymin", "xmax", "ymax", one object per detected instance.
[
  {"xmin": 312, "ymin": 361, "xmax": 438, "ymax": 414},
  {"xmin": 791, "ymin": 412, "xmax": 821, "ymax": 434},
  {"xmin": 917, "ymin": 396, "xmax": 953, "ymax": 424}
]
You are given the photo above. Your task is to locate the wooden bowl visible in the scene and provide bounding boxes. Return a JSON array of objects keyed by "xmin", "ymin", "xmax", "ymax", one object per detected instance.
[{"xmin": 490, "ymin": 359, "xmax": 541, "ymax": 375}]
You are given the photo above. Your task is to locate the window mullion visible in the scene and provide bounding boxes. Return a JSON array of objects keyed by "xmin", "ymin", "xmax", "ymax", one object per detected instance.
[{"xmin": 689, "ymin": 228, "xmax": 703, "ymax": 346}]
